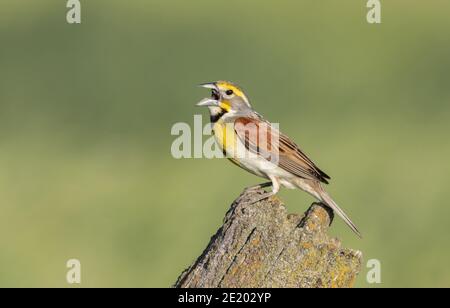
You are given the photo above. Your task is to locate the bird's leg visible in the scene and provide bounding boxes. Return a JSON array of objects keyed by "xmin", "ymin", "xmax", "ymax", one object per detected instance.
[
  {"xmin": 244, "ymin": 182, "xmax": 272, "ymax": 192},
  {"xmin": 246, "ymin": 177, "xmax": 280, "ymax": 205}
]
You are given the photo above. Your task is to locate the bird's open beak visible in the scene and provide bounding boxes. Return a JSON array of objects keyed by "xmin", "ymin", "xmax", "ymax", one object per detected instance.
[
  {"xmin": 197, "ymin": 82, "xmax": 220, "ymax": 107},
  {"xmin": 199, "ymin": 82, "xmax": 218, "ymax": 90}
]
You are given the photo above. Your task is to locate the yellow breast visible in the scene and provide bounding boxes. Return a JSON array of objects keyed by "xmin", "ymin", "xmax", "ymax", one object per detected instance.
[
  {"xmin": 213, "ymin": 120, "xmax": 238, "ymax": 155},
  {"xmin": 213, "ymin": 119, "xmax": 268, "ymax": 178}
]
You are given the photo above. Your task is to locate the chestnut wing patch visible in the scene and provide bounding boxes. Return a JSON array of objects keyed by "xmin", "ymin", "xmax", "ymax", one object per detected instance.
[{"xmin": 234, "ymin": 117, "xmax": 330, "ymax": 184}]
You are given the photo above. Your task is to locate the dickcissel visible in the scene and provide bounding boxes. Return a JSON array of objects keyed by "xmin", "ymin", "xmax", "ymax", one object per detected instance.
[{"xmin": 197, "ymin": 81, "xmax": 361, "ymax": 237}]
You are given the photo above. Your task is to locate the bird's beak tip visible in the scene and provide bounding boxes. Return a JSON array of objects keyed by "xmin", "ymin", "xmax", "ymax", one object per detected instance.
[{"xmin": 198, "ymin": 82, "xmax": 217, "ymax": 89}]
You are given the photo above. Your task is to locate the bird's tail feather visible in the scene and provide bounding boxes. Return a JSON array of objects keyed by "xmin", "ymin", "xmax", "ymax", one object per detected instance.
[{"xmin": 317, "ymin": 188, "xmax": 362, "ymax": 238}]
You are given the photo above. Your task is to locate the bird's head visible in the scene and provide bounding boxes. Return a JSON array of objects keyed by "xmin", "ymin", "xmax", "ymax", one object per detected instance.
[{"xmin": 197, "ymin": 81, "xmax": 252, "ymax": 118}]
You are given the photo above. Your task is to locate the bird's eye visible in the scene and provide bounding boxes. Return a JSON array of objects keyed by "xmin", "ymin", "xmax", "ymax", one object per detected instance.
[{"xmin": 225, "ymin": 89, "xmax": 234, "ymax": 96}]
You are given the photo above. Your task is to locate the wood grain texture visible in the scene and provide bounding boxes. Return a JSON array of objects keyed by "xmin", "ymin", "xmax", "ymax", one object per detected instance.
[{"xmin": 174, "ymin": 188, "xmax": 362, "ymax": 288}]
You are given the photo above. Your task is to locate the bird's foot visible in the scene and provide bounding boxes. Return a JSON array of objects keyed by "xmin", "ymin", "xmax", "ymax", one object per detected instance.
[
  {"xmin": 237, "ymin": 182, "xmax": 274, "ymax": 205},
  {"xmin": 244, "ymin": 182, "xmax": 272, "ymax": 193},
  {"xmin": 244, "ymin": 192, "xmax": 274, "ymax": 205}
]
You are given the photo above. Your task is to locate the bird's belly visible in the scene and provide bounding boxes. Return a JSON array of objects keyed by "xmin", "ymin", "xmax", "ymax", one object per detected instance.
[
  {"xmin": 229, "ymin": 156, "xmax": 271, "ymax": 179},
  {"xmin": 232, "ymin": 156, "xmax": 298, "ymax": 189}
]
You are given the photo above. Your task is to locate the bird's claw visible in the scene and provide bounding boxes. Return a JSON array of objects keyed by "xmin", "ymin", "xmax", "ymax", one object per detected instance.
[
  {"xmin": 244, "ymin": 182, "xmax": 272, "ymax": 192},
  {"xmin": 243, "ymin": 192, "xmax": 274, "ymax": 206}
]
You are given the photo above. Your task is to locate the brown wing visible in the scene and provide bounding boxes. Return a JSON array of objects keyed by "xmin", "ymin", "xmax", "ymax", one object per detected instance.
[{"xmin": 234, "ymin": 116, "xmax": 331, "ymax": 184}]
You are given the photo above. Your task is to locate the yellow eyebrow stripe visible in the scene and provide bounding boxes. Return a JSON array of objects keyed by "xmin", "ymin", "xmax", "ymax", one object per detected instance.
[{"xmin": 216, "ymin": 82, "xmax": 246, "ymax": 99}]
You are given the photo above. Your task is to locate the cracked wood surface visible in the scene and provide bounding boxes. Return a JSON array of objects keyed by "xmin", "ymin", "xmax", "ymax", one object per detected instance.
[{"xmin": 174, "ymin": 188, "xmax": 362, "ymax": 288}]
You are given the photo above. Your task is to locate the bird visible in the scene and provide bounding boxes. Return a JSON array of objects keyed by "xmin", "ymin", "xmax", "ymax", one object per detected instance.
[{"xmin": 196, "ymin": 81, "xmax": 361, "ymax": 238}]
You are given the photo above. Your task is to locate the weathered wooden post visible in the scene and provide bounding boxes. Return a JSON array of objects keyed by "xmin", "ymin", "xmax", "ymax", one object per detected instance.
[{"xmin": 175, "ymin": 188, "xmax": 362, "ymax": 288}]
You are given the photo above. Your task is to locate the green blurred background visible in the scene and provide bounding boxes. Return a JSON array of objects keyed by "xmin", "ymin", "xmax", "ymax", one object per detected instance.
[{"xmin": 0, "ymin": 0, "xmax": 449, "ymax": 287}]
